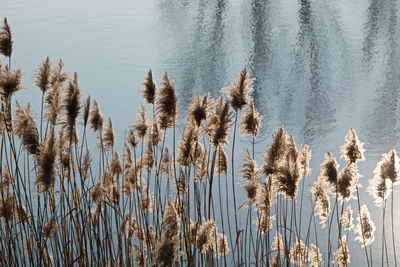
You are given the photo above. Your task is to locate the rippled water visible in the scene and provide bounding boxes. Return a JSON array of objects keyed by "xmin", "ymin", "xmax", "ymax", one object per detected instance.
[{"xmin": 3, "ymin": 0, "xmax": 400, "ymax": 264}]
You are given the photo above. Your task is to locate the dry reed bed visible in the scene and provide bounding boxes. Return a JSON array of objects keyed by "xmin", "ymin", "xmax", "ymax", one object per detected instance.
[{"xmin": 0, "ymin": 17, "xmax": 398, "ymax": 267}]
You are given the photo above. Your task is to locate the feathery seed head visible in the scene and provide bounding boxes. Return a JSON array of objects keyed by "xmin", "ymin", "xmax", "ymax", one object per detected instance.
[
  {"xmin": 35, "ymin": 56, "xmax": 52, "ymax": 93},
  {"xmin": 340, "ymin": 127, "xmax": 365, "ymax": 164},
  {"xmin": 240, "ymin": 99, "xmax": 263, "ymax": 137},
  {"xmin": 221, "ymin": 67, "xmax": 255, "ymax": 111},
  {"xmin": 141, "ymin": 69, "xmax": 157, "ymax": 104},
  {"xmin": 0, "ymin": 18, "xmax": 13, "ymax": 58}
]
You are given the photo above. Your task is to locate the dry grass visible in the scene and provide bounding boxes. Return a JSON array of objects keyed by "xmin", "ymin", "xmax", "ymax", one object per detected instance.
[{"xmin": 0, "ymin": 17, "xmax": 399, "ymax": 267}]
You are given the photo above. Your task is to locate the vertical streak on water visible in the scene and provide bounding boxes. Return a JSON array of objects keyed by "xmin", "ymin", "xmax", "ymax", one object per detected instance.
[
  {"xmin": 367, "ymin": 0, "xmax": 400, "ymax": 155},
  {"xmin": 248, "ymin": 0, "xmax": 271, "ymax": 137}
]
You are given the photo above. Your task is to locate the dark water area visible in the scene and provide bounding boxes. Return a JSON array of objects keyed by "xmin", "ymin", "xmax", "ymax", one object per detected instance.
[{"xmin": 2, "ymin": 0, "xmax": 400, "ymax": 264}]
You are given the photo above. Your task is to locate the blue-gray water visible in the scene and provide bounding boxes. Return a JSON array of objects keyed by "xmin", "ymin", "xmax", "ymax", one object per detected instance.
[{"xmin": 2, "ymin": 0, "xmax": 400, "ymax": 265}]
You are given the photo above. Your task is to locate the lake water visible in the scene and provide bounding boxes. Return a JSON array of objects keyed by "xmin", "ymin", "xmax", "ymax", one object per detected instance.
[{"xmin": 2, "ymin": 0, "xmax": 400, "ymax": 265}]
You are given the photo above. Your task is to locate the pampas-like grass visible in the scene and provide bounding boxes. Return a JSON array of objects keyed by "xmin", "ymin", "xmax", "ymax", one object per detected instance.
[
  {"xmin": 0, "ymin": 66, "xmax": 24, "ymax": 98},
  {"xmin": 188, "ymin": 92, "xmax": 213, "ymax": 127},
  {"xmin": 196, "ymin": 219, "xmax": 217, "ymax": 253},
  {"xmin": 157, "ymin": 72, "xmax": 177, "ymax": 129},
  {"xmin": 341, "ymin": 127, "xmax": 365, "ymax": 164},
  {"xmin": 319, "ymin": 152, "xmax": 338, "ymax": 186},
  {"xmin": 45, "ymin": 78, "xmax": 63, "ymax": 126},
  {"xmin": 207, "ymin": 96, "xmax": 231, "ymax": 148},
  {"xmin": 262, "ymin": 126, "xmax": 288, "ymax": 176},
  {"xmin": 341, "ymin": 205, "xmax": 354, "ymax": 231},
  {"xmin": 83, "ymin": 95, "xmax": 90, "ymax": 128},
  {"xmin": 13, "ymin": 102, "xmax": 39, "ymax": 154},
  {"xmin": 309, "ymin": 244, "xmax": 323, "ymax": 267},
  {"xmin": 177, "ymin": 124, "xmax": 198, "ymax": 166},
  {"xmin": 34, "ymin": 56, "xmax": 52, "ymax": 93},
  {"xmin": 35, "ymin": 129, "xmax": 57, "ymax": 193},
  {"xmin": 310, "ymin": 177, "xmax": 330, "ymax": 228},
  {"xmin": 141, "ymin": 69, "xmax": 157, "ymax": 104},
  {"xmin": 133, "ymin": 105, "xmax": 148, "ymax": 139},
  {"xmin": 333, "ymin": 236, "xmax": 350, "ymax": 266},
  {"xmin": 89, "ymin": 99, "xmax": 104, "ymax": 133},
  {"xmin": 355, "ymin": 205, "xmax": 375, "ymax": 247},
  {"xmin": 241, "ymin": 149, "xmax": 259, "ymax": 181},
  {"xmin": 103, "ymin": 118, "xmax": 115, "ymax": 150},
  {"xmin": 64, "ymin": 72, "xmax": 81, "ymax": 143},
  {"xmin": 337, "ymin": 163, "xmax": 360, "ymax": 200},
  {"xmin": 0, "ymin": 18, "xmax": 12, "ymax": 58},
  {"xmin": 240, "ymin": 99, "xmax": 263, "ymax": 137},
  {"xmin": 216, "ymin": 233, "xmax": 229, "ymax": 256},
  {"xmin": 289, "ymin": 238, "xmax": 309, "ymax": 266},
  {"xmin": 221, "ymin": 67, "xmax": 255, "ymax": 111},
  {"xmin": 272, "ymin": 231, "xmax": 284, "ymax": 257},
  {"xmin": 154, "ymin": 201, "xmax": 180, "ymax": 266}
]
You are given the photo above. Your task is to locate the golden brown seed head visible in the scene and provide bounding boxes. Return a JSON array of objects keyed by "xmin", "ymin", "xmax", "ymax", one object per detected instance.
[
  {"xmin": 0, "ymin": 18, "xmax": 13, "ymax": 58},
  {"xmin": 188, "ymin": 92, "xmax": 213, "ymax": 127},
  {"xmin": 240, "ymin": 99, "xmax": 263, "ymax": 137},
  {"xmin": 14, "ymin": 102, "xmax": 39, "ymax": 154},
  {"xmin": 0, "ymin": 67, "xmax": 24, "ymax": 99},
  {"xmin": 103, "ymin": 118, "xmax": 115, "ymax": 150},
  {"xmin": 141, "ymin": 69, "xmax": 157, "ymax": 104},
  {"xmin": 35, "ymin": 56, "xmax": 52, "ymax": 93},
  {"xmin": 89, "ymin": 99, "xmax": 104, "ymax": 133},
  {"xmin": 340, "ymin": 127, "xmax": 365, "ymax": 164},
  {"xmin": 133, "ymin": 105, "xmax": 148, "ymax": 139},
  {"xmin": 221, "ymin": 67, "xmax": 255, "ymax": 111},
  {"xmin": 156, "ymin": 72, "xmax": 177, "ymax": 129},
  {"xmin": 35, "ymin": 129, "xmax": 57, "ymax": 193},
  {"xmin": 207, "ymin": 96, "xmax": 231, "ymax": 148}
]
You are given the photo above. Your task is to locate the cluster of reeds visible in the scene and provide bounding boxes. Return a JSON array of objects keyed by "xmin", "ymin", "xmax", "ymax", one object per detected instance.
[{"xmin": 0, "ymin": 17, "xmax": 399, "ymax": 266}]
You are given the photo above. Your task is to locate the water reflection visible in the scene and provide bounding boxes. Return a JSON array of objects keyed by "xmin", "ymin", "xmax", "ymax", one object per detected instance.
[
  {"xmin": 283, "ymin": 0, "xmax": 335, "ymax": 144},
  {"xmin": 366, "ymin": 0, "xmax": 400, "ymax": 154},
  {"xmin": 247, "ymin": 0, "xmax": 271, "ymax": 138},
  {"xmin": 363, "ymin": 0, "xmax": 383, "ymax": 63}
]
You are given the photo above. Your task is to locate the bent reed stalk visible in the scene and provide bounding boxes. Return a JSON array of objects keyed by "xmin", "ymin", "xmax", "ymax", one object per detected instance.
[{"xmin": 0, "ymin": 17, "xmax": 399, "ymax": 267}]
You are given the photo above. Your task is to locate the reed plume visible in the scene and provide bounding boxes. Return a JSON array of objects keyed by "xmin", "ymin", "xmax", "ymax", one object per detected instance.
[
  {"xmin": 216, "ymin": 233, "xmax": 229, "ymax": 256},
  {"xmin": 35, "ymin": 56, "xmax": 52, "ymax": 93},
  {"xmin": 340, "ymin": 127, "xmax": 365, "ymax": 164},
  {"xmin": 272, "ymin": 231, "xmax": 284, "ymax": 257},
  {"xmin": 0, "ymin": 66, "xmax": 24, "ymax": 98},
  {"xmin": 273, "ymin": 135, "xmax": 301, "ymax": 199},
  {"xmin": 64, "ymin": 72, "xmax": 81, "ymax": 143},
  {"xmin": 45, "ymin": 78, "xmax": 63, "ymax": 126},
  {"xmin": 341, "ymin": 205, "xmax": 354, "ymax": 231},
  {"xmin": 188, "ymin": 92, "xmax": 213, "ymax": 127},
  {"xmin": 141, "ymin": 69, "xmax": 157, "ymax": 104},
  {"xmin": 309, "ymin": 244, "xmax": 323, "ymax": 267},
  {"xmin": 177, "ymin": 124, "xmax": 198, "ymax": 166},
  {"xmin": 50, "ymin": 59, "xmax": 68, "ymax": 88},
  {"xmin": 0, "ymin": 18, "xmax": 12, "ymax": 58},
  {"xmin": 299, "ymin": 144, "xmax": 312, "ymax": 177},
  {"xmin": 127, "ymin": 128, "xmax": 138, "ymax": 149},
  {"xmin": 89, "ymin": 99, "xmax": 104, "ymax": 133},
  {"xmin": 222, "ymin": 67, "xmax": 255, "ymax": 111},
  {"xmin": 43, "ymin": 215, "xmax": 57, "ymax": 238},
  {"xmin": 157, "ymin": 72, "xmax": 177, "ymax": 129},
  {"xmin": 83, "ymin": 95, "xmax": 90, "ymax": 128},
  {"xmin": 354, "ymin": 204, "xmax": 375, "ymax": 247},
  {"xmin": 13, "ymin": 102, "xmax": 39, "ymax": 154},
  {"xmin": 310, "ymin": 177, "xmax": 330, "ymax": 228},
  {"xmin": 216, "ymin": 148, "xmax": 228, "ymax": 175},
  {"xmin": 319, "ymin": 152, "xmax": 339, "ymax": 186},
  {"xmin": 241, "ymin": 149, "xmax": 260, "ymax": 181},
  {"xmin": 103, "ymin": 118, "xmax": 115, "ymax": 150},
  {"xmin": 337, "ymin": 163, "xmax": 360, "ymax": 200},
  {"xmin": 207, "ymin": 96, "xmax": 231, "ymax": 148},
  {"xmin": 333, "ymin": 236, "xmax": 350, "ymax": 266},
  {"xmin": 196, "ymin": 219, "xmax": 217, "ymax": 253},
  {"xmin": 0, "ymin": 192, "xmax": 14, "ymax": 221},
  {"xmin": 35, "ymin": 129, "xmax": 57, "ymax": 193},
  {"xmin": 240, "ymin": 99, "xmax": 263, "ymax": 137},
  {"xmin": 133, "ymin": 105, "xmax": 148, "ymax": 139},
  {"xmin": 289, "ymin": 238, "xmax": 309, "ymax": 266},
  {"xmin": 154, "ymin": 201, "xmax": 180, "ymax": 266},
  {"xmin": 262, "ymin": 126, "xmax": 288, "ymax": 176}
]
